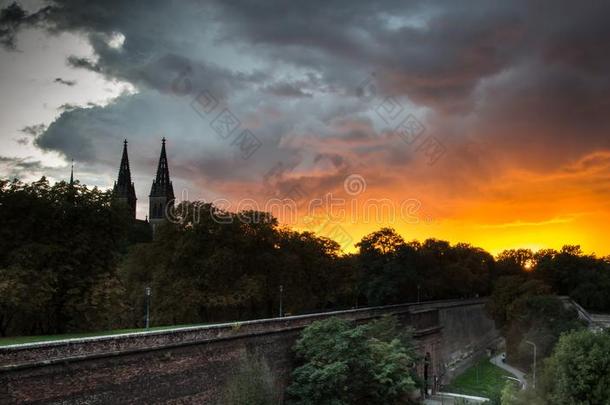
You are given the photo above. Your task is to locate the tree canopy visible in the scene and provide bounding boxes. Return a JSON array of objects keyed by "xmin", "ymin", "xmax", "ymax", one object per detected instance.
[
  {"xmin": 0, "ymin": 178, "xmax": 129, "ymax": 335},
  {"xmin": 287, "ymin": 316, "xmax": 419, "ymax": 405},
  {"xmin": 542, "ymin": 329, "xmax": 610, "ymax": 404},
  {"xmin": 2, "ymin": 177, "xmax": 610, "ymax": 338},
  {"xmin": 503, "ymin": 330, "xmax": 610, "ymax": 405}
]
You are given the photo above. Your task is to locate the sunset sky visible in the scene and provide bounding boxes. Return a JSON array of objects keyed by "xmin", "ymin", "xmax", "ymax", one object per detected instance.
[{"xmin": 2, "ymin": 0, "xmax": 610, "ymax": 255}]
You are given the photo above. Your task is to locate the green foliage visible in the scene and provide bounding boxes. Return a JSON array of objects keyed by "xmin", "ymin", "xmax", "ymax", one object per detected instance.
[
  {"xmin": 4, "ymin": 176, "xmax": 610, "ymax": 351},
  {"xmin": 541, "ymin": 329, "xmax": 610, "ymax": 404},
  {"xmin": 287, "ymin": 316, "xmax": 419, "ymax": 405},
  {"xmin": 0, "ymin": 178, "xmax": 129, "ymax": 336},
  {"xmin": 495, "ymin": 249, "xmax": 534, "ymax": 277},
  {"xmin": 0, "ymin": 323, "xmax": 203, "ymax": 346},
  {"xmin": 507, "ymin": 295, "xmax": 583, "ymax": 366},
  {"xmin": 487, "ymin": 275, "xmax": 584, "ymax": 370},
  {"xmin": 221, "ymin": 354, "xmax": 279, "ymax": 405},
  {"xmin": 500, "ymin": 381, "xmax": 519, "ymax": 405},
  {"xmin": 357, "ymin": 228, "xmax": 494, "ymax": 305},
  {"xmin": 119, "ymin": 203, "xmax": 348, "ymax": 326},
  {"xmin": 487, "ymin": 276, "xmax": 551, "ymax": 330},
  {"xmin": 500, "ymin": 381, "xmax": 545, "ymax": 405},
  {"xmin": 533, "ymin": 246, "xmax": 610, "ymax": 311},
  {"xmin": 500, "ymin": 330, "xmax": 610, "ymax": 405},
  {"xmin": 446, "ymin": 357, "xmax": 512, "ymax": 401}
]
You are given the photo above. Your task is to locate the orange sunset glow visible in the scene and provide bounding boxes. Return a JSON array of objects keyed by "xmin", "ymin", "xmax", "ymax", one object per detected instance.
[
  {"xmin": 4, "ymin": 2, "xmax": 610, "ymax": 403},
  {"xmin": 3, "ymin": 1, "xmax": 610, "ymax": 258}
]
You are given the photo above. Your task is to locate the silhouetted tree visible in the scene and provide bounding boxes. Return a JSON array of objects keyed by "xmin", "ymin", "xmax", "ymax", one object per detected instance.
[{"xmin": 0, "ymin": 178, "xmax": 129, "ymax": 335}]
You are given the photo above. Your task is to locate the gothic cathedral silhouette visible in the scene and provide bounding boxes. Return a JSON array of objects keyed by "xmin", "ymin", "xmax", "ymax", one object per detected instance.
[
  {"xmin": 149, "ymin": 138, "xmax": 175, "ymax": 231},
  {"xmin": 112, "ymin": 138, "xmax": 175, "ymax": 233},
  {"xmin": 112, "ymin": 139, "xmax": 137, "ymax": 219}
]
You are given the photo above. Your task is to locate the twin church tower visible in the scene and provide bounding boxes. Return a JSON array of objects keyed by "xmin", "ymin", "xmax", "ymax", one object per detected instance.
[{"xmin": 113, "ymin": 138, "xmax": 175, "ymax": 229}]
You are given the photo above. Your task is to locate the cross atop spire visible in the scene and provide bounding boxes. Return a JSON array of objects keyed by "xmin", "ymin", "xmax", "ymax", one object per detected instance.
[{"xmin": 117, "ymin": 139, "xmax": 132, "ymax": 187}]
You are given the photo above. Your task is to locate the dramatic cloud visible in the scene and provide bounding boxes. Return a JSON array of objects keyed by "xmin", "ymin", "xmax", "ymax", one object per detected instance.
[
  {"xmin": 2, "ymin": 0, "xmax": 610, "ymax": 253},
  {"xmin": 0, "ymin": 2, "xmax": 49, "ymax": 49}
]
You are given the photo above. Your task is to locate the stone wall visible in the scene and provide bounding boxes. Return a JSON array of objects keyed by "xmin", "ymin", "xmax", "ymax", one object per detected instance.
[
  {"xmin": 437, "ymin": 301, "xmax": 501, "ymax": 383},
  {"xmin": 0, "ymin": 298, "xmax": 496, "ymax": 404}
]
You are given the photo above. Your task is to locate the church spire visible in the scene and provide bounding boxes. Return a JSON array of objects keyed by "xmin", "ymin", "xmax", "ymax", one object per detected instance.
[
  {"xmin": 149, "ymin": 138, "xmax": 175, "ymax": 228},
  {"xmin": 113, "ymin": 139, "xmax": 137, "ymax": 219},
  {"xmin": 150, "ymin": 137, "xmax": 174, "ymax": 199},
  {"xmin": 69, "ymin": 159, "xmax": 74, "ymax": 186},
  {"xmin": 67, "ymin": 158, "xmax": 76, "ymax": 204},
  {"xmin": 117, "ymin": 139, "xmax": 132, "ymax": 186}
]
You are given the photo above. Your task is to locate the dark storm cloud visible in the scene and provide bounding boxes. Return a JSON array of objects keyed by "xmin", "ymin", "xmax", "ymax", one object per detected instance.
[
  {"xmin": 4, "ymin": 0, "xmax": 610, "ymax": 200},
  {"xmin": 0, "ymin": 2, "xmax": 25, "ymax": 49},
  {"xmin": 209, "ymin": 0, "xmax": 610, "ymax": 119},
  {"xmin": 0, "ymin": 156, "xmax": 45, "ymax": 179},
  {"xmin": 0, "ymin": 156, "xmax": 42, "ymax": 170},
  {"xmin": 0, "ymin": 2, "xmax": 49, "ymax": 49}
]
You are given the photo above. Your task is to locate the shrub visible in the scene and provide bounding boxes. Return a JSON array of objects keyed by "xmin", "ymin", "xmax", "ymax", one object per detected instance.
[{"xmin": 287, "ymin": 316, "xmax": 419, "ymax": 404}]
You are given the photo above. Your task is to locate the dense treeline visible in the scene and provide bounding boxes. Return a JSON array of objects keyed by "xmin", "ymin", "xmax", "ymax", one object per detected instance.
[
  {"xmin": 120, "ymin": 202, "xmax": 352, "ymax": 325},
  {"xmin": 0, "ymin": 178, "xmax": 130, "ymax": 336},
  {"xmin": 487, "ymin": 277, "xmax": 584, "ymax": 369},
  {"xmin": 494, "ymin": 246, "xmax": 610, "ymax": 311},
  {"xmin": 508, "ymin": 329, "xmax": 610, "ymax": 405},
  {"xmin": 1, "ymin": 178, "xmax": 610, "ymax": 337}
]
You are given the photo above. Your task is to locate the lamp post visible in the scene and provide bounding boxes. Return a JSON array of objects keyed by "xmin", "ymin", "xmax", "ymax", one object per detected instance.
[
  {"xmin": 525, "ymin": 340, "xmax": 537, "ymax": 389},
  {"xmin": 145, "ymin": 286, "xmax": 152, "ymax": 329},
  {"xmin": 417, "ymin": 284, "xmax": 421, "ymax": 303},
  {"xmin": 279, "ymin": 284, "xmax": 284, "ymax": 318}
]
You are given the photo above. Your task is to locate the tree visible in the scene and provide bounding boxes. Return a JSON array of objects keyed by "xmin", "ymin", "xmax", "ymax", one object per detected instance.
[
  {"xmin": 506, "ymin": 295, "xmax": 583, "ymax": 368},
  {"xmin": 486, "ymin": 276, "xmax": 551, "ymax": 330},
  {"xmin": 495, "ymin": 249, "xmax": 533, "ymax": 277},
  {"xmin": 119, "ymin": 201, "xmax": 351, "ymax": 325},
  {"xmin": 485, "ymin": 276, "xmax": 584, "ymax": 369},
  {"xmin": 500, "ymin": 380, "xmax": 545, "ymax": 405},
  {"xmin": 356, "ymin": 227, "xmax": 405, "ymax": 256},
  {"xmin": 532, "ymin": 246, "xmax": 610, "ymax": 311},
  {"xmin": 287, "ymin": 316, "xmax": 419, "ymax": 405},
  {"xmin": 357, "ymin": 231, "xmax": 494, "ymax": 306},
  {"xmin": 0, "ymin": 178, "xmax": 129, "ymax": 335},
  {"xmin": 541, "ymin": 329, "xmax": 610, "ymax": 404}
]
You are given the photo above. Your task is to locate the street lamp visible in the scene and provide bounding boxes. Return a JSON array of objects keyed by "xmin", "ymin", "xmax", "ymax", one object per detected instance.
[
  {"xmin": 525, "ymin": 340, "xmax": 537, "ymax": 389},
  {"xmin": 417, "ymin": 284, "xmax": 421, "ymax": 303},
  {"xmin": 279, "ymin": 284, "xmax": 284, "ymax": 318},
  {"xmin": 145, "ymin": 286, "xmax": 152, "ymax": 329}
]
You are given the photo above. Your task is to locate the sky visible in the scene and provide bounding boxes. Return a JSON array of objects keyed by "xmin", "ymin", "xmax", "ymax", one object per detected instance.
[{"xmin": 2, "ymin": 0, "xmax": 610, "ymax": 255}]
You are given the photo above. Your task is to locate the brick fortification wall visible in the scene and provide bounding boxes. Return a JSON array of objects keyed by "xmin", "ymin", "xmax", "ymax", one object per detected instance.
[
  {"xmin": 0, "ymin": 299, "xmax": 497, "ymax": 404},
  {"xmin": 437, "ymin": 301, "xmax": 502, "ymax": 383}
]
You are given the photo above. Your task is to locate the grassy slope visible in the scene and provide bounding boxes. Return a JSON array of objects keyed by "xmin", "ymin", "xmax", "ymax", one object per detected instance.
[
  {"xmin": 445, "ymin": 357, "xmax": 513, "ymax": 400},
  {"xmin": 0, "ymin": 324, "xmax": 206, "ymax": 347}
]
